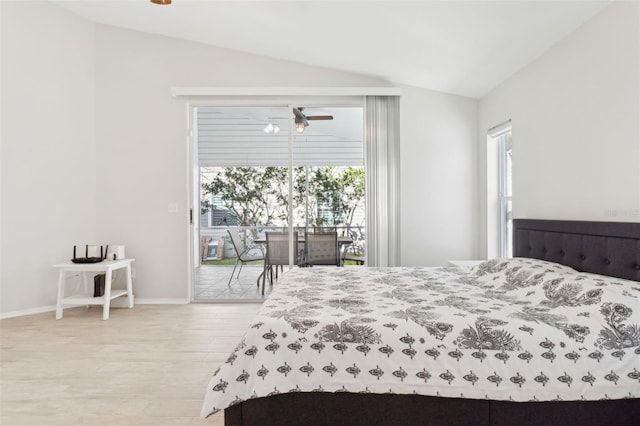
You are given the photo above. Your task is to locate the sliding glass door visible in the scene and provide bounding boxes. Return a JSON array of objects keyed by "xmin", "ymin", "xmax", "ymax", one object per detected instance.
[
  {"xmin": 192, "ymin": 105, "xmax": 364, "ymax": 301},
  {"xmin": 291, "ymin": 107, "xmax": 365, "ymax": 264}
]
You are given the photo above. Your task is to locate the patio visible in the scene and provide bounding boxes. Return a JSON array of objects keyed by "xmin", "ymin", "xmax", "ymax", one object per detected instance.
[
  {"xmin": 194, "ymin": 254, "xmax": 364, "ymax": 301},
  {"xmin": 195, "ymin": 265, "xmax": 271, "ymax": 301}
]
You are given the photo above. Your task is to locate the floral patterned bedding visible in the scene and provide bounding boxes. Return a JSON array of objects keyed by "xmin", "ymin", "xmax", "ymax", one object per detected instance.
[{"xmin": 201, "ymin": 258, "xmax": 640, "ymax": 418}]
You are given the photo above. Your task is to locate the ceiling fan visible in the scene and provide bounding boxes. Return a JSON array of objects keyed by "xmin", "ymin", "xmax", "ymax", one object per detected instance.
[{"xmin": 293, "ymin": 107, "xmax": 333, "ymax": 133}]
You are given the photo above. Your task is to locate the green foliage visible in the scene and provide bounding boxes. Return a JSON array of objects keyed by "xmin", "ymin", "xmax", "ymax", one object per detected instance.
[
  {"xmin": 201, "ymin": 166, "xmax": 365, "ymax": 232},
  {"xmin": 201, "ymin": 167, "xmax": 288, "ymax": 227}
]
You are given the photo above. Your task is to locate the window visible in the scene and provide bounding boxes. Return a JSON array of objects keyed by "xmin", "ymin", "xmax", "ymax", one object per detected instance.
[
  {"xmin": 498, "ymin": 130, "xmax": 513, "ymax": 257},
  {"xmin": 487, "ymin": 121, "xmax": 512, "ymax": 258}
]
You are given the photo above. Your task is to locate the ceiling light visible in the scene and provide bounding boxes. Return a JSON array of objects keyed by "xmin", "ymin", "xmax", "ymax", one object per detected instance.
[
  {"xmin": 296, "ymin": 122, "xmax": 306, "ymax": 133},
  {"xmin": 150, "ymin": 0, "xmax": 171, "ymax": 5},
  {"xmin": 264, "ymin": 123, "xmax": 280, "ymax": 134}
]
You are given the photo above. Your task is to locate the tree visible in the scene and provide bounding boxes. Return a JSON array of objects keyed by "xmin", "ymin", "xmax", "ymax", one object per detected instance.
[
  {"xmin": 201, "ymin": 166, "xmax": 365, "ymax": 243},
  {"xmin": 293, "ymin": 166, "xmax": 365, "ymax": 227},
  {"xmin": 201, "ymin": 167, "xmax": 289, "ymax": 228},
  {"xmin": 336, "ymin": 166, "xmax": 365, "ymax": 228}
]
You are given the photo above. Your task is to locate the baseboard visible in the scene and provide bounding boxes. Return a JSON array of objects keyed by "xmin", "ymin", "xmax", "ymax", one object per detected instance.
[
  {"xmin": 0, "ymin": 297, "xmax": 189, "ymax": 319},
  {"xmin": 0, "ymin": 305, "xmax": 57, "ymax": 320},
  {"xmin": 130, "ymin": 298, "xmax": 189, "ymax": 305}
]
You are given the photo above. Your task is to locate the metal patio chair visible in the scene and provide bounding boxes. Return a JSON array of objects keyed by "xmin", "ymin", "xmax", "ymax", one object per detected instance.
[
  {"xmin": 262, "ymin": 231, "xmax": 298, "ymax": 295},
  {"xmin": 227, "ymin": 229, "xmax": 265, "ymax": 287},
  {"xmin": 306, "ymin": 231, "xmax": 339, "ymax": 266}
]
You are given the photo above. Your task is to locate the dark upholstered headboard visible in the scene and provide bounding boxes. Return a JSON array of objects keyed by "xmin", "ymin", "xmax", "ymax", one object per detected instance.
[{"xmin": 513, "ymin": 219, "xmax": 640, "ymax": 282}]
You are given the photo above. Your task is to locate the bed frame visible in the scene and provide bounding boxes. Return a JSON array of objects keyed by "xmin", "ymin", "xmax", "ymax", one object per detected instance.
[
  {"xmin": 512, "ymin": 219, "xmax": 640, "ymax": 282},
  {"xmin": 224, "ymin": 219, "xmax": 640, "ymax": 425}
]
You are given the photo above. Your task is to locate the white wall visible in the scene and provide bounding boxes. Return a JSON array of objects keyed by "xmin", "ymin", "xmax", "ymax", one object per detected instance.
[
  {"xmin": 1, "ymin": 1, "xmax": 96, "ymax": 315},
  {"xmin": 93, "ymin": 25, "xmax": 480, "ymax": 298},
  {"xmin": 400, "ymin": 88, "xmax": 478, "ymax": 266},
  {"xmin": 92, "ymin": 26, "xmax": 387, "ymax": 303},
  {"xmin": 478, "ymin": 1, "xmax": 640, "ymax": 257},
  {"xmin": 0, "ymin": 1, "xmax": 481, "ymax": 315}
]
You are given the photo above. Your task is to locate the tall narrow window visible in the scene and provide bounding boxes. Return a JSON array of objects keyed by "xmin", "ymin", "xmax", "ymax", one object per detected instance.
[
  {"xmin": 498, "ymin": 130, "xmax": 513, "ymax": 257},
  {"xmin": 487, "ymin": 121, "xmax": 512, "ymax": 258}
]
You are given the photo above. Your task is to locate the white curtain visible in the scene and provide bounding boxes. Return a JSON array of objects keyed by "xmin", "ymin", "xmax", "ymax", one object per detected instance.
[{"xmin": 364, "ymin": 96, "xmax": 400, "ymax": 267}]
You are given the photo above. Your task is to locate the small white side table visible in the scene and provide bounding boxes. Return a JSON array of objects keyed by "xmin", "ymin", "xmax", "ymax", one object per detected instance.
[{"xmin": 54, "ymin": 259, "xmax": 135, "ymax": 320}]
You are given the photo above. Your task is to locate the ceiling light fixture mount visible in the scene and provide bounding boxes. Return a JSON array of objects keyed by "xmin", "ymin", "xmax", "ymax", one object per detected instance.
[{"xmin": 150, "ymin": 0, "xmax": 172, "ymax": 5}]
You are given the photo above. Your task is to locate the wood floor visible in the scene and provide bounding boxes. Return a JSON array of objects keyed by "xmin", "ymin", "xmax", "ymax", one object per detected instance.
[{"xmin": 0, "ymin": 303, "xmax": 262, "ymax": 425}]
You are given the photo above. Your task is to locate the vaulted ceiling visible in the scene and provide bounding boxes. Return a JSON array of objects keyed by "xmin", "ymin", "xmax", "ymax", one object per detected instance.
[{"xmin": 52, "ymin": 0, "xmax": 611, "ymax": 99}]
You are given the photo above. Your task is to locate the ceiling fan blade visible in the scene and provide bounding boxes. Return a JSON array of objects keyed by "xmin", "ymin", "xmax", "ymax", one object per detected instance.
[
  {"xmin": 292, "ymin": 107, "xmax": 305, "ymax": 119},
  {"xmin": 305, "ymin": 115, "xmax": 334, "ymax": 121}
]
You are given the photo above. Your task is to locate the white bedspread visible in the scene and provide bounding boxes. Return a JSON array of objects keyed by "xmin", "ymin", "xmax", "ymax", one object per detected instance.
[{"xmin": 201, "ymin": 258, "xmax": 640, "ymax": 418}]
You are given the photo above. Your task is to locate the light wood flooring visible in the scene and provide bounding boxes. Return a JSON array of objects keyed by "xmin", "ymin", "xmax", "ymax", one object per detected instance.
[{"xmin": 0, "ymin": 303, "xmax": 262, "ymax": 425}]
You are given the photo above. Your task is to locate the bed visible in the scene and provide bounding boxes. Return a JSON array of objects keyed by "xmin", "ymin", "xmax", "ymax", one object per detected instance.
[{"xmin": 201, "ymin": 219, "xmax": 640, "ymax": 425}]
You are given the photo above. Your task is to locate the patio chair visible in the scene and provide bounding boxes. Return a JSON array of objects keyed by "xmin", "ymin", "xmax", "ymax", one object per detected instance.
[
  {"xmin": 262, "ymin": 231, "xmax": 298, "ymax": 295},
  {"xmin": 306, "ymin": 231, "xmax": 339, "ymax": 266},
  {"xmin": 227, "ymin": 229, "xmax": 265, "ymax": 287}
]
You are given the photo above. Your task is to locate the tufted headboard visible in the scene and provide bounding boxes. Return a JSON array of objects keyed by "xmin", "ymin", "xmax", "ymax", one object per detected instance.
[{"xmin": 513, "ymin": 219, "xmax": 640, "ymax": 281}]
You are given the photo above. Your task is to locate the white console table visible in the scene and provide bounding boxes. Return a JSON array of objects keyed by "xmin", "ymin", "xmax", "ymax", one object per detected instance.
[{"xmin": 54, "ymin": 259, "xmax": 135, "ymax": 320}]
